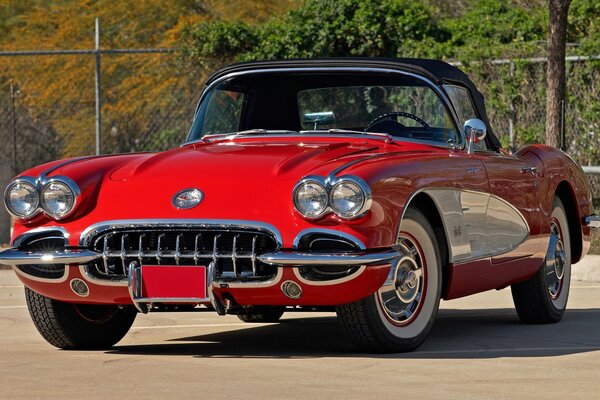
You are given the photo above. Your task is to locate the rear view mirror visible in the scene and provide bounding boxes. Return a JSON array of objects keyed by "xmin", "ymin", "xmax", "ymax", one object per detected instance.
[{"xmin": 303, "ymin": 111, "xmax": 335, "ymax": 130}]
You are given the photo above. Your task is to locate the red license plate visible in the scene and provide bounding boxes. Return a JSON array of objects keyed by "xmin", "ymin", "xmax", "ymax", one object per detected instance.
[{"xmin": 141, "ymin": 265, "xmax": 207, "ymax": 300}]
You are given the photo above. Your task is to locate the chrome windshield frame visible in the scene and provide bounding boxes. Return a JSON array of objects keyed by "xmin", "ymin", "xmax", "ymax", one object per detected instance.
[{"xmin": 183, "ymin": 66, "xmax": 466, "ymax": 150}]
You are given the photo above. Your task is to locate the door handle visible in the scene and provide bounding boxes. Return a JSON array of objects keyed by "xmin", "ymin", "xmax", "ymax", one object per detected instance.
[
  {"xmin": 466, "ymin": 167, "xmax": 481, "ymax": 174},
  {"xmin": 521, "ymin": 166, "xmax": 538, "ymax": 175}
]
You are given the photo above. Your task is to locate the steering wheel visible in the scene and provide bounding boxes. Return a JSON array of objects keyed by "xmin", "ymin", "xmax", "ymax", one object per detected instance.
[{"xmin": 364, "ymin": 111, "xmax": 430, "ymax": 133}]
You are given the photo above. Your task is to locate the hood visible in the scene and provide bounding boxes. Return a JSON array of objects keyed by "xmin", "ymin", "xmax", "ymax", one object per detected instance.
[
  {"xmin": 109, "ymin": 137, "xmax": 386, "ymax": 184},
  {"xmin": 46, "ymin": 136, "xmax": 397, "ymax": 228},
  {"xmin": 12, "ymin": 135, "xmax": 444, "ymax": 246}
]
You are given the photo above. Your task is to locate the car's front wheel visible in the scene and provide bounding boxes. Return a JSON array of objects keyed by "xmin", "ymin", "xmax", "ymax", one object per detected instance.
[
  {"xmin": 336, "ymin": 208, "xmax": 442, "ymax": 353},
  {"xmin": 511, "ymin": 197, "xmax": 571, "ymax": 323},
  {"xmin": 25, "ymin": 287, "xmax": 137, "ymax": 349}
]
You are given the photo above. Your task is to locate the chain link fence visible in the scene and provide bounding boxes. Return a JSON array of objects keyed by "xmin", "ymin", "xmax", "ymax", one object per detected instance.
[{"xmin": 0, "ymin": 50, "xmax": 598, "ymax": 250}]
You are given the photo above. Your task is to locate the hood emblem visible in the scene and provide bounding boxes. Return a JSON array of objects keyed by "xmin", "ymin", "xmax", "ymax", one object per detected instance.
[{"xmin": 172, "ymin": 188, "xmax": 204, "ymax": 209}]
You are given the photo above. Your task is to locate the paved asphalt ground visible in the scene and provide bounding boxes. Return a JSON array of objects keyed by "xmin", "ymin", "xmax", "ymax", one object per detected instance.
[{"xmin": 1, "ymin": 269, "xmax": 600, "ymax": 400}]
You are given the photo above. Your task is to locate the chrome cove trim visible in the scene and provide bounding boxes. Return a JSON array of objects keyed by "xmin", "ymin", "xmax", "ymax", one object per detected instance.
[
  {"xmin": 258, "ymin": 249, "xmax": 401, "ymax": 266},
  {"xmin": 405, "ymin": 188, "xmax": 530, "ymax": 263},
  {"xmin": 585, "ymin": 215, "xmax": 600, "ymax": 229},
  {"xmin": 13, "ymin": 265, "xmax": 70, "ymax": 284},
  {"xmin": 292, "ymin": 266, "xmax": 367, "ymax": 286},
  {"xmin": 79, "ymin": 219, "xmax": 284, "ymax": 248},
  {"xmin": 292, "ymin": 174, "xmax": 373, "ymax": 220},
  {"xmin": 184, "ymin": 66, "xmax": 466, "ymax": 150},
  {"xmin": 0, "ymin": 248, "xmax": 100, "ymax": 266},
  {"xmin": 292, "ymin": 228, "xmax": 367, "ymax": 250}
]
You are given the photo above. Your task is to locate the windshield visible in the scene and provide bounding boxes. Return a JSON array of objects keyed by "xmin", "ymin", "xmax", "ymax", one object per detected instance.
[{"xmin": 188, "ymin": 71, "xmax": 461, "ymax": 147}]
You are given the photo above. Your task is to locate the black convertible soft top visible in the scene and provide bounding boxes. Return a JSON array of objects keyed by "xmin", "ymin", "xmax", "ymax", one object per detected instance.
[{"xmin": 204, "ymin": 58, "xmax": 501, "ymax": 149}]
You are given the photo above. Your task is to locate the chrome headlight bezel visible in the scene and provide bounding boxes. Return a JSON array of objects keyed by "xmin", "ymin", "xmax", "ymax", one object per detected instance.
[
  {"xmin": 329, "ymin": 177, "xmax": 372, "ymax": 219},
  {"xmin": 40, "ymin": 176, "xmax": 80, "ymax": 220},
  {"xmin": 292, "ymin": 175, "xmax": 372, "ymax": 220},
  {"xmin": 3, "ymin": 175, "xmax": 80, "ymax": 221},
  {"xmin": 4, "ymin": 177, "xmax": 41, "ymax": 219},
  {"xmin": 293, "ymin": 177, "xmax": 329, "ymax": 219}
]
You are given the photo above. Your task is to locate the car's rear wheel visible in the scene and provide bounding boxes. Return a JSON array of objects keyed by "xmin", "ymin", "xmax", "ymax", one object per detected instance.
[
  {"xmin": 237, "ymin": 306, "xmax": 285, "ymax": 323},
  {"xmin": 511, "ymin": 197, "xmax": 571, "ymax": 323},
  {"xmin": 25, "ymin": 287, "xmax": 137, "ymax": 349},
  {"xmin": 336, "ymin": 208, "xmax": 442, "ymax": 353}
]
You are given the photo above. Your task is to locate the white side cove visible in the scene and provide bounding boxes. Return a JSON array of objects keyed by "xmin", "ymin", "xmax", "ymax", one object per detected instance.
[{"xmin": 423, "ymin": 189, "xmax": 529, "ymax": 263}]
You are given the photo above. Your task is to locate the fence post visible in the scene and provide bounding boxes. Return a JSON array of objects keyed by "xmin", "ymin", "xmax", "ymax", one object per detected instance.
[
  {"xmin": 10, "ymin": 84, "xmax": 17, "ymax": 175},
  {"xmin": 508, "ymin": 61, "xmax": 516, "ymax": 152},
  {"xmin": 94, "ymin": 18, "xmax": 102, "ymax": 155}
]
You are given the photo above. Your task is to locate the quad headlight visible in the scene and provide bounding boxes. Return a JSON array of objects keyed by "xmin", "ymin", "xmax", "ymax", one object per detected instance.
[
  {"xmin": 330, "ymin": 179, "xmax": 367, "ymax": 218},
  {"xmin": 41, "ymin": 180, "xmax": 77, "ymax": 219},
  {"xmin": 293, "ymin": 175, "xmax": 371, "ymax": 219},
  {"xmin": 3, "ymin": 176, "xmax": 79, "ymax": 220},
  {"xmin": 5, "ymin": 180, "xmax": 39, "ymax": 218},
  {"xmin": 293, "ymin": 179, "xmax": 329, "ymax": 218}
]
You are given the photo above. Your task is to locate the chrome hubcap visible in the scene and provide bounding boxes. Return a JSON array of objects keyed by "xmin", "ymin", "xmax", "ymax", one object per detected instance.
[
  {"xmin": 379, "ymin": 238, "xmax": 424, "ymax": 324},
  {"xmin": 546, "ymin": 221, "xmax": 566, "ymax": 299}
]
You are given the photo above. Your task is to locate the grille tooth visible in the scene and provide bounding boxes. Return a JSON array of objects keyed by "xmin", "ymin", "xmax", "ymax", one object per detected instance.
[
  {"xmin": 212, "ymin": 234, "xmax": 221, "ymax": 272},
  {"xmin": 251, "ymin": 235, "xmax": 257, "ymax": 276},
  {"xmin": 156, "ymin": 234, "xmax": 166, "ymax": 264},
  {"xmin": 89, "ymin": 228, "xmax": 278, "ymax": 281},
  {"xmin": 174, "ymin": 234, "xmax": 184, "ymax": 265},
  {"xmin": 194, "ymin": 234, "xmax": 202, "ymax": 265},
  {"xmin": 232, "ymin": 234, "xmax": 239, "ymax": 277},
  {"xmin": 120, "ymin": 234, "xmax": 129, "ymax": 273},
  {"xmin": 102, "ymin": 234, "xmax": 111, "ymax": 273},
  {"xmin": 138, "ymin": 234, "xmax": 146, "ymax": 265}
]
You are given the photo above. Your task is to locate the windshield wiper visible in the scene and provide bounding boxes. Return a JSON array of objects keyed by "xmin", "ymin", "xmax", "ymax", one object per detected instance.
[
  {"xmin": 235, "ymin": 129, "xmax": 298, "ymax": 136},
  {"xmin": 326, "ymin": 129, "xmax": 393, "ymax": 142},
  {"xmin": 201, "ymin": 129, "xmax": 297, "ymax": 142}
]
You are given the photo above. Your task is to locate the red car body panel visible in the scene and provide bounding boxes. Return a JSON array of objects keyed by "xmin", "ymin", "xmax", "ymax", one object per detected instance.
[{"xmin": 8, "ymin": 135, "xmax": 592, "ymax": 306}]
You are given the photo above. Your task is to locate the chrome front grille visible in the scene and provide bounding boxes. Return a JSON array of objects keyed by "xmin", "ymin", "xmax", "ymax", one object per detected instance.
[{"xmin": 86, "ymin": 228, "xmax": 279, "ymax": 281}]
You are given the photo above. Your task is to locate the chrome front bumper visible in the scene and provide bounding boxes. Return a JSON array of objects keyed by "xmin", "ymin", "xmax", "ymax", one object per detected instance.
[{"xmin": 0, "ymin": 247, "xmax": 401, "ymax": 267}]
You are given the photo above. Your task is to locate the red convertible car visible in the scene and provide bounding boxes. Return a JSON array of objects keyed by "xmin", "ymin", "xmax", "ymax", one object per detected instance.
[{"xmin": 1, "ymin": 58, "xmax": 598, "ymax": 352}]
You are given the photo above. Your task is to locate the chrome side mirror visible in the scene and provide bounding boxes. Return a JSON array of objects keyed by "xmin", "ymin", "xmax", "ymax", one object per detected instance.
[{"xmin": 464, "ymin": 118, "xmax": 487, "ymax": 154}]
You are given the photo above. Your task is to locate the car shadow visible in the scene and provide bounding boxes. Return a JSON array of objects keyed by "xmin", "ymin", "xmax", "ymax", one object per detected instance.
[{"xmin": 107, "ymin": 308, "xmax": 600, "ymax": 359}]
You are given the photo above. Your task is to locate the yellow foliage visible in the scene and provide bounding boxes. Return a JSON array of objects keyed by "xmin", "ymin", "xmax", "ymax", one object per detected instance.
[{"xmin": 0, "ymin": 0, "xmax": 295, "ymax": 157}]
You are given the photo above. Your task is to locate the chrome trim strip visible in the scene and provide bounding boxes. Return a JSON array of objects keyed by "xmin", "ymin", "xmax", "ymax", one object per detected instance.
[
  {"xmin": 292, "ymin": 228, "xmax": 367, "ymax": 250},
  {"xmin": 79, "ymin": 219, "xmax": 284, "ymax": 248},
  {"xmin": 0, "ymin": 248, "xmax": 101, "ymax": 266},
  {"xmin": 585, "ymin": 215, "xmax": 600, "ymax": 229},
  {"xmin": 13, "ymin": 265, "xmax": 70, "ymax": 283},
  {"xmin": 38, "ymin": 156, "xmax": 90, "ymax": 179},
  {"xmin": 184, "ymin": 66, "xmax": 466, "ymax": 150},
  {"xmin": 292, "ymin": 266, "xmax": 367, "ymax": 286},
  {"xmin": 258, "ymin": 249, "xmax": 401, "ymax": 266}
]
